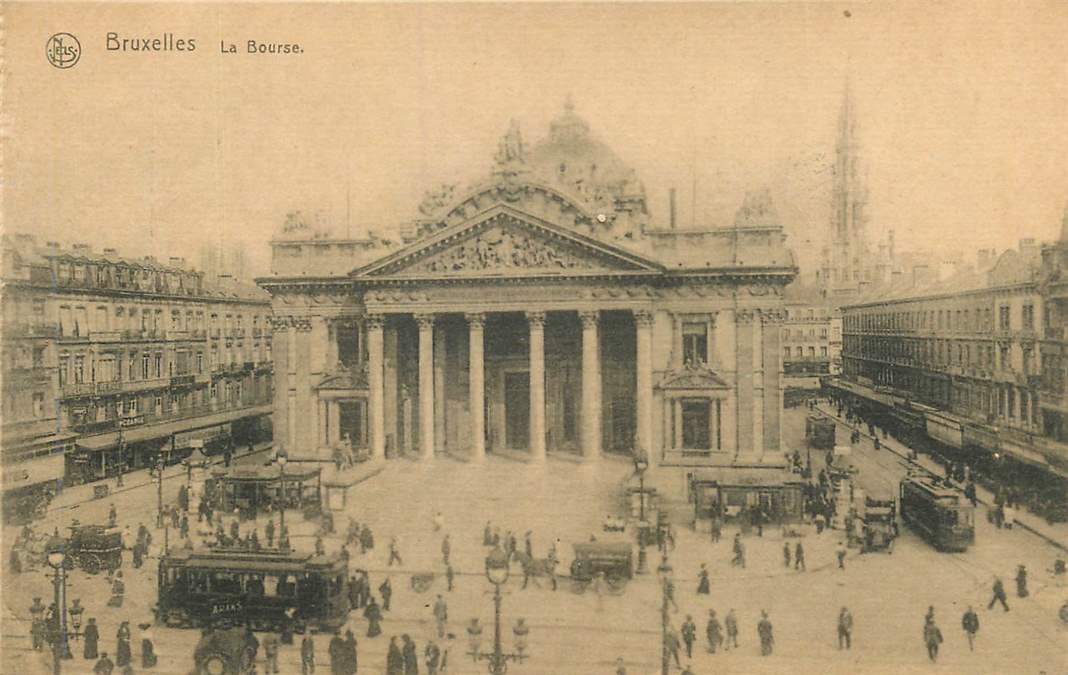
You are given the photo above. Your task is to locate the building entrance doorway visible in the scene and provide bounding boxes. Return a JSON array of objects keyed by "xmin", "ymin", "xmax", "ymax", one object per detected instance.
[{"xmin": 504, "ymin": 371, "xmax": 530, "ymax": 450}]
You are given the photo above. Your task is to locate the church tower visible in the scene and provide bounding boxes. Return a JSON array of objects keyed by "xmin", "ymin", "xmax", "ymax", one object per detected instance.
[{"xmin": 820, "ymin": 81, "xmax": 871, "ymax": 298}]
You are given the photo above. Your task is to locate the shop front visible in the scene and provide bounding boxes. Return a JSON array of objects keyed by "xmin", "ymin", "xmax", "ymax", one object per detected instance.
[
  {"xmin": 690, "ymin": 466, "xmax": 806, "ymax": 528},
  {"xmin": 210, "ymin": 465, "xmax": 322, "ymax": 518}
]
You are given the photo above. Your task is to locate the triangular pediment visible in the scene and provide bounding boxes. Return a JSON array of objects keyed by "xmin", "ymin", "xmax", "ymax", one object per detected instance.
[
  {"xmin": 351, "ymin": 205, "xmax": 662, "ymax": 279},
  {"xmin": 658, "ymin": 367, "xmax": 730, "ymax": 391}
]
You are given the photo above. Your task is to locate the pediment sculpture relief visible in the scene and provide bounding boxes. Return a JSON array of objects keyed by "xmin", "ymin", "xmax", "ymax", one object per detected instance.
[{"xmin": 409, "ymin": 225, "xmax": 602, "ymax": 274}]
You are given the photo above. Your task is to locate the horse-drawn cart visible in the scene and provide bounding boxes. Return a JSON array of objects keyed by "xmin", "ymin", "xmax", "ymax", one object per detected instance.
[
  {"xmin": 569, "ymin": 542, "xmax": 633, "ymax": 594},
  {"xmin": 67, "ymin": 524, "xmax": 123, "ymax": 574}
]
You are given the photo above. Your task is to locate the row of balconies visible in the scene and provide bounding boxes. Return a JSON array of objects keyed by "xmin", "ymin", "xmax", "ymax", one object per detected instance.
[
  {"xmin": 67, "ymin": 394, "xmax": 273, "ymax": 435},
  {"xmin": 3, "ymin": 322, "xmax": 61, "ymax": 339},
  {"xmin": 58, "ymin": 370, "xmax": 230, "ymax": 399}
]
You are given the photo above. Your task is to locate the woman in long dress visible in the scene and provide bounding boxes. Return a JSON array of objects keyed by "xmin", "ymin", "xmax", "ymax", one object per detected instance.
[
  {"xmin": 115, "ymin": 621, "xmax": 132, "ymax": 667},
  {"xmin": 363, "ymin": 597, "xmax": 383, "ymax": 638},
  {"xmin": 697, "ymin": 564, "xmax": 711, "ymax": 595},
  {"xmin": 83, "ymin": 617, "xmax": 99, "ymax": 660}
]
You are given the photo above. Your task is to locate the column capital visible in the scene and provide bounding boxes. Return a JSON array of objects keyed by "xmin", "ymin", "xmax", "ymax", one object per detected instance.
[
  {"xmin": 579, "ymin": 310, "xmax": 600, "ymax": 329},
  {"xmin": 525, "ymin": 311, "xmax": 546, "ymax": 328},
  {"xmin": 761, "ymin": 309, "xmax": 786, "ymax": 325},
  {"xmin": 414, "ymin": 312, "xmax": 436, "ymax": 330},
  {"xmin": 465, "ymin": 312, "xmax": 486, "ymax": 329},
  {"xmin": 634, "ymin": 309, "xmax": 655, "ymax": 328},
  {"xmin": 365, "ymin": 313, "xmax": 385, "ymax": 331},
  {"xmin": 736, "ymin": 309, "xmax": 756, "ymax": 325},
  {"xmin": 292, "ymin": 317, "xmax": 313, "ymax": 332}
]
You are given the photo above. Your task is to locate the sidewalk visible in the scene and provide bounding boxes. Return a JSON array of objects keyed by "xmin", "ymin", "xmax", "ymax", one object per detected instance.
[
  {"xmin": 44, "ymin": 440, "xmax": 275, "ymax": 515},
  {"xmin": 814, "ymin": 402, "xmax": 1068, "ymax": 554}
]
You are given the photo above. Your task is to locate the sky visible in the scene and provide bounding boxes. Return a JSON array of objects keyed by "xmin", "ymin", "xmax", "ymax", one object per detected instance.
[{"xmin": 4, "ymin": 2, "xmax": 1067, "ymax": 277}]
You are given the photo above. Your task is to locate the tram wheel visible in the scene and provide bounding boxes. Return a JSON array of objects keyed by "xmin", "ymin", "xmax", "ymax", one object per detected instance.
[{"xmin": 198, "ymin": 653, "xmax": 230, "ymax": 675}]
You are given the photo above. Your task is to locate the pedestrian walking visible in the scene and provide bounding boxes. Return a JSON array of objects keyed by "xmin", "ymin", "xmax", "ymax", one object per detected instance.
[
  {"xmin": 329, "ymin": 631, "xmax": 347, "ymax": 675},
  {"xmin": 402, "ymin": 634, "xmax": 419, "ymax": 675},
  {"xmin": 441, "ymin": 534, "xmax": 450, "ymax": 565},
  {"xmin": 987, "ymin": 577, "xmax": 1009, "ymax": 612},
  {"xmin": 344, "ymin": 630, "xmax": 358, "ymax": 675},
  {"xmin": 380, "ymin": 577, "xmax": 393, "ymax": 611},
  {"xmin": 108, "ymin": 504, "xmax": 118, "ymax": 528},
  {"xmin": 139, "ymin": 622, "xmax": 157, "ymax": 669},
  {"xmin": 664, "ymin": 572, "xmax": 679, "ymax": 613},
  {"xmin": 445, "ymin": 562, "xmax": 455, "ymax": 592},
  {"xmin": 795, "ymin": 541, "xmax": 806, "ymax": 571},
  {"xmin": 961, "ymin": 606, "xmax": 979, "ymax": 651},
  {"xmin": 783, "ymin": 541, "xmax": 791, "ymax": 568},
  {"xmin": 388, "ymin": 537, "xmax": 403, "ymax": 566},
  {"xmin": 301, "ymin": 634, "xmax": 316, "ymax": 674},
  {"xmin": 433, "ymin": 594, "xmax": 448, "ymax": 639},
  {"xmin": 696, "ymin": 564, "xmax": 710, "ymax": 595},
  {"xmin": 757, "ymin": 611, "xmax": 774, "ymax": 656},
  {"xmin": 360, "ymin": 525, "xmax": 374, "ymax": 553},
  {"xmin": 263, "ymin": 633, "xmax": 280, "ymax": 674},
  {"xmin": 81, "ymin": 616, "xmax": 99, "ymax": 659},
  {"xmin": 836, "ymin": 541, "xmax": 847, "ymax": 570},
  {"xmin": 179, "ymin": 513, "xmax": 189, "ymax": 539},
  {"xmin": 837, "ymin": 607, "xmax": 853, "ymax": 650},
  {"xmin": 424, "ymin": 641, "xmax": 442, "ymax": 675},
  {"xmin": 731, "ymin": 534, "xmax": 746, "ymax": 568},
  {"xmin": 705, "ymin": 609, "xmax": 723, "ymax": 654},
  {"xmin": 725, "ymin": 609, "xmax": 739, "ymax": 650},
  {"xmin": 94, "ymin": 653, "xmax": 115, "ymax": 675},
  {"xmin": 364, "ymin": 597, "xmax": 383, "ymax": 637},
  {"xmin": 681, "ymin": 615, "xmax": 696, "ymax": 659},
  {"xmin": 386, "ymin": 636, "xmax": 404, "ymax": 675},
  {"xmin": 664, "ymin": 628, "xmax": 681, "ymax": 668},
  {"xmin": 614, "ymin": 656, "xmax": 627, "ymax": 675},
  {"xmin": 116, "ymin": 621, "xmax": 132, "ymax": 668},
  {"xmin": 923, "ymin": 616, "xmax": 943, "ymax": 662},
  {"xmin": 1015, "ymin": 565, "xmax": 1028, "ymax": 598}
]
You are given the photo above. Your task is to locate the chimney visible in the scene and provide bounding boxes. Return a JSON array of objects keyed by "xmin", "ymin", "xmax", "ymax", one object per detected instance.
[
  {"xmin": 168, "ymin": 256, "xmax": 185, "ymax": 269},
  {"xmin": 669, "ymin": 188, "xmax": 677, "ymax": 229},
  {"xmin": 45, "ymin": 241, "xmax": 60, "ymax": 249},
  {"xmin": 71, "ymin": 243, "xmax": 91, "ymax": 254},
  {"xmin": 102, "ymin": 247, "xmax": 118, "ymax": 256}
]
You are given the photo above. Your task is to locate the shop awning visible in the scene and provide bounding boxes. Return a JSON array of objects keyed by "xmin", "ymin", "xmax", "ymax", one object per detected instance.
[
  {"xmin": 76, "ymin": 405, "xmax": 271, "ymax": 452},
  {"xmin": 212, "ymin": 465, "xmax": 321, "ymax": 483}
]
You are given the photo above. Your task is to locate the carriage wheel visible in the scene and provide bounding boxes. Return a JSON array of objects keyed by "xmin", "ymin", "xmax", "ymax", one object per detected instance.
[{"xmin": 81, "ymin": 554, "xmax": 102, "ymax": 575}]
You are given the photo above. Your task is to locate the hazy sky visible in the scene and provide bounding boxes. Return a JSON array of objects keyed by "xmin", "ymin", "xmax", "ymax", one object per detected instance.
[{"xmin": 5, "ymin": 2, "xmax": 1067, "ymax": 276}]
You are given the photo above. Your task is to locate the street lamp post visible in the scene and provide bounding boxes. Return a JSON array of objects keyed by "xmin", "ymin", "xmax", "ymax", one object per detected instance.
[
  {"xmin": 276, "ymin": 450, "xmax": 288, "ymax": 537},
  {"xmin": 657, "ymin": 556, "xmax": 673, "ymax": 675},
  {"xmin": 45, "ymin": 535, "xmax": 70, "ymax": 674},
  {"xmin": 633, "ymin": 455, "xmax": 649, "ymax": 575},
  {"xmin": 154, "ymin": 455, "xmax": 165, "ymax": 529},
  {"xmin": 469, "ymin": 547, "xmax": 530, "ymax": 674}
]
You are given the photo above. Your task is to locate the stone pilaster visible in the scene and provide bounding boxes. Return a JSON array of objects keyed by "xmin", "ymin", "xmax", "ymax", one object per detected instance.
[
  {"xmin": 634, "ymin": 310, "xmax": 654, "ymax": 466},
  {"xmin": 466, "ymin": 313, "xmax": 486, "ymax": 461},
  {"xmin": 527, "ymin": 311, "xmax": 547, "ymax": 461},
  {"xmin": 580, "ymin": 310, "xmax": 602, "ymax": 459},
  {"xmin": 735, "ymin": 309, "xmax": 755, "ymax": 459},
  {"xmin": 367, "ymin": 314, "xmax": 386, "ymax": 459},
  {"xmin": 416, "ymin": 313, "xmax": 436, "ymax": 459},
  {"xmin": 433, "ymin": 324, "xmax": 447, "ymax": 454}
]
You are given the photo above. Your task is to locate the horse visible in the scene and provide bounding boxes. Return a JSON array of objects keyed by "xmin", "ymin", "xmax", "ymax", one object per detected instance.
[{"xmin": 511, "ymin": 552, "xmax": 557, "ymax": 590}]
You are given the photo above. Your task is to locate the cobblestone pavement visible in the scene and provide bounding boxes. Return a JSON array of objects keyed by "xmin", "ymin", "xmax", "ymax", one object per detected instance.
[{"xmin": 3, "ymin": 420, "xmax": 1066, "ymax": 674}]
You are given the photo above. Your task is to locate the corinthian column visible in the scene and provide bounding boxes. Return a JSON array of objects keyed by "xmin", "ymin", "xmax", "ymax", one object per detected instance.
[
  {"xmin": 580, "ymin": 310, "xmax": 602, "ymax": 459},
  {"xmin": 527, "ymin": 311, "xmax": 547, "ymax": 462},
  {"xmin": 367, "ymin": 314, "xmax": 385, "ymax": 459},
  {"xmin": 634, "ymin": 310, "xmax": 654, "ymax": 467},
  {"xmin": 416, "ymin": 313, "xmax": 436, "ymax": 459},
  {"xmin": 467, "ymin": 313, "xmax": 486, "ymax": 461}
]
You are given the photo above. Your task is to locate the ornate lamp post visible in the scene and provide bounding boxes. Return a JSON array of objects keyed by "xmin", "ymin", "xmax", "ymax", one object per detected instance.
[
  {"xmin": 657, "ymin": 556, "xmax": 674, "ymax": 675},
  {"xmin": 153, "ymin": 455, "xmax": 165, "ymax": 529},
  {"xmin": 276, "ymin": 449, "xmax": 288, "ymax": 535},
  {"xmin": 45, "ymin": 535, "xmax": 71, "ymax": 673},
  {"xmin": 468, "ymin": 547, "xmax": 530, "ymax": 674},
  {"xmin": 633, "ymin": 454, "xmax": 650, "ymax": 575}
]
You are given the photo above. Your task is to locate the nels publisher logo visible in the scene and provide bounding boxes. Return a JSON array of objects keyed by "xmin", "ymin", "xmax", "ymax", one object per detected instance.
[{"xmin": 46, "ymin": 33, "xmax": 81, "ymax": 69}]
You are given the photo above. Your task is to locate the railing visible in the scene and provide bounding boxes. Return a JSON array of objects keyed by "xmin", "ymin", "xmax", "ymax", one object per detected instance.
[
  {"xmin": 122, "ymin": 377, "xmax": 170, "ymax": 393},
  {"xmin": 170, "ymin": 374, "xmax": 196, "ymax": 387},
  {"xmin": 95, "ymin": 380, "xmax": 123, "ymax": 395},
  {"xmin": 166, "ymin": 330, "xmax": 194, "ymax": 341},
  {"xmin": 60, "ymin": 382, "xmax": 96, "ymax": 398},
  {"xmin": 89, "ymin": 330, "xmax": 123, "ymax": 343},
  {"xmin": 57, "ymin": 331, "xmax": 90, "ymax": 344}
]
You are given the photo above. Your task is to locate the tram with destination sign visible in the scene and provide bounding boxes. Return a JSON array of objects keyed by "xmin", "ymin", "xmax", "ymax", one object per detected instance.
[
  {"xmin": 899, "ymin": 475, "xmax": 975, "ymax": 552},
  {"xmin": 156, "ymin": 547, "xmax": 349, "ymax": 633}
]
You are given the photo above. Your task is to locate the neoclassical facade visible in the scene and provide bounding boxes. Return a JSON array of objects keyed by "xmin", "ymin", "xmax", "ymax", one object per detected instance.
[{"xmin": 259, "ymin": 103, "xmax": 797, "ymax": 479}]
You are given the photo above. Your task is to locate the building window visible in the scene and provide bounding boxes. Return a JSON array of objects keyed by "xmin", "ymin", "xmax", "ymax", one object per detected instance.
[
  {"xmin": 999, "ymin": 305, "xmax": 1011, "ymax": 330},
  {"xmin": 196, "ymin": 352, "xmax": 204, "ymax": 374},
  {"xmin": 681, "ymin": 398, "xmax": 711, "ymax": 450},
  {"xmin": 142, "ymin": 354, "xmax": 150, "ymax": 379},
  {"xmin": 125, "ymin": 398, "xmax": 138, "ymax": 415},
  {"xmin": 1022, "ymin": 304, "xmax": 1034, "ymax": 330},
  {"xmin": 155, "ymin": 395, "xmax": 163, "ymax": 414},
  {"xmin": 129, "ymin": 353, "xmax": 137, "ymax": 380},
  {"xmin": 32, "ymin": 393, "xmax": 44, "ymax": 418},
  {"xmin": 682, "ymin": 322, "xmax": 709, "ymax": 366},
  {"xmin": 154, "ymin": 353, "xmax": 163, "ymax": 378},
  {"xmin": 821, "ymin": 346, "xmax": 828, "ymax": 358},
  {"xmin": 808, "ymin": 346, "xmax": 815, "ymax": 358},
  {"xmin": 783, "ymin": 346, "xmax": 790, "ymax": 360},
  {"xmin": 1000, "ymin": 346, "xmax": 1010, "ymax": 370},
  {"xmin": 58, "ymin": 357, "xmax": 68, "ymax": 386},
  {"xmin": 73, "ymin": 356, "xmax": 85, "ymax": 384}
]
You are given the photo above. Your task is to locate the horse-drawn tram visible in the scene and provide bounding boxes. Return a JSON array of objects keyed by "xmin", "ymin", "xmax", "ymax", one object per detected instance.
[
  {"xmin": 156, "ymin": 547, "xmax": 349, "ymax": 633},
  {"xmin": 899, "ymin": 475, "xmax": 975, "ymax": 552}
]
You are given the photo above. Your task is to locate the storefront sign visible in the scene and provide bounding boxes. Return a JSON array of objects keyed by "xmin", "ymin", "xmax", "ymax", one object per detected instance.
[{"xmin": 118, "ymin": 415, "xmax": 145, "ymax": 428}]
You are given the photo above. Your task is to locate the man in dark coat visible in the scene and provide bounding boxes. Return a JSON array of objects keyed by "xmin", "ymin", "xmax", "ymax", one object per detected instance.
[
  {"xmin": 680, "ymin": 615, "xmax": 696, "ymax": 659},
  {"xmin": 924, "ymin": 616, "xmax": 943, "ymax": 661},
  {"xmin": 795, "ymin": 542, "xmax": 806, "ymax": 571},
  {"xmin": 1015, "ymin": 565, "xmax": 1028, "ymax": 598},
  {"xmin": 329, "ymin": 630, "xmax": 347, "ymax": 675},
  {"xmin": 386, "ymin": 636, "xmax": 404, "ymax": 675},
  {"xmin": 401, "ymin": 634, "xmax": 418, "ymax": 675},
  {"xmin": 696, "ymin": 564, "xmax": 710, "ymax": 595},
  {"xmin": 705, "ymin": 609, "xmax": 723, "ymax": 654},
  {"xmin": 783, "ymin": 541, "xmax": 791, "ymax": 568},
  {"xmin": 180, "ymin": 513, "xmax": 189, "ymax": 539},
  {"xmin": 344, "ymin": 629, "xmax": 358, "ymax": 675},
  {"xmin": 988, "ymin": 577, "xmax": 1009, "ymax": 611},
  {"xmin": 837, "ymin": 607, "xmax": 853, "ymax": 650},
  {"xmin": 83, "ymin": 617, "xmax": 100, "ymax": 659},
  {"xmin": 757, "ymin": 611, "xmax": 774, "ymax": 656},
  {"xmin": 132, "ymin": 541, "xmax": 144, "ymax": 569},
  {"xmin": 93, "ymin": 652, "xmax": 115, "ymax": 675},
  {"xmin": 364, "ymin": 597, "xmax": 383, "ymax": 637},
  {"xmin": 379, "ymin": 578, "xmax": 393, "ymax": 611},
  {"xmin": 962, "ymin": 606, "xmax": 979, "ymax": 651},
  {"xmin": 301, "ymin": 634, "xmax": 315, "ymax": 675}
]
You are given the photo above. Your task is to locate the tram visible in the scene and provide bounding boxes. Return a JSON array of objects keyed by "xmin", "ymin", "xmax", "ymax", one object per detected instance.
[
  {"xmin": 899, "ymin": 476, "xmax": 975, "ymax": 552},
  {"xmin": 156, "ymin": 547, "xmax": 349, "ymax": 633}
]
